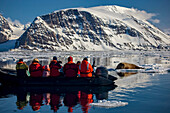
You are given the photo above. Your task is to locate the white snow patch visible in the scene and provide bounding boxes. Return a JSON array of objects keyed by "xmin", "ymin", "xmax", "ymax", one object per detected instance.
[
  {"xmin": 90, "ymin": 100, "xmax": 128, "ymax": 108},
  {"xmin": 7, "ymin": 17, "xmax": 27, "ymax": 39}
]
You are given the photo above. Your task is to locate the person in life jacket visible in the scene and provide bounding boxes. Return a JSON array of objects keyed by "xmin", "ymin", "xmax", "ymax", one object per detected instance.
[
  {"xmin": 79, "ymin": 58, "xmax": 93, "ymax": 77},
  {"xmin": 29, "ymin": 58, "xmax": 43, "ymax": 77},
  {"xmin": 16, "ymin": 59, "xmax": 28, "ymax": 77},
  {"xmin": 42, "ymin": 65, "xmax": 50, "ymax": 77},
  {"xmin": 49, "ymin": 56, "xmax": 62, "ymax": 77},
  {"xmin": 63, "ymin": 56, "xmax": 78, "ymax": 77},
  {"xmin": 43, "ymin": 93, "xmax": 51, "ymax": 105}
]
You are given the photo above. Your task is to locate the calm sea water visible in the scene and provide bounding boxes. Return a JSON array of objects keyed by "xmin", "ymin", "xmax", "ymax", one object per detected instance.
[{"xmin": 0, "ymin": 51, "xmax": 170, "ymax": 113}]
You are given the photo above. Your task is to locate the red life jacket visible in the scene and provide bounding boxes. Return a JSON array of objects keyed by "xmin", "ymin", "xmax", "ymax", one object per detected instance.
[
  {"xmin": 29, "ymin": 62, "xmax": 43, "ymax": 77},
  {"xmin": 49, "ymin": 60, "xmax": 62, "ymax": 77},
  {"xmin": 79, "ymin": 60, "xmax": 93, "ymax": 77},
  {"xmin": 63, "ymin": 61, "xmax": 78, "ymax": 77}
]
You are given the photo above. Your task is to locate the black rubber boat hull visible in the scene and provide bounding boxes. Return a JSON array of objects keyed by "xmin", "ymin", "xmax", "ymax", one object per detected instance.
[{"xmin": 0, "ymin": 69, "xmax": 116, "ymax": 86}]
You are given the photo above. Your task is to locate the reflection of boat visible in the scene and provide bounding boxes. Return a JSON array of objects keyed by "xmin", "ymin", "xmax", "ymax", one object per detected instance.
[
  {"xmin": 0, "ymin": 68, "xmax": 117, "ymax": 86},
  {"xmin": 0, "ymin": 85, "xmax": 117, "ymax": 97},
  {"xmin": 0, "ymin": 84, "xmax": 116, "ymax": 112}
]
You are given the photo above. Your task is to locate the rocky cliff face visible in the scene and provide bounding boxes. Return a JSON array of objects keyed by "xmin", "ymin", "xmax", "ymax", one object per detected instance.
[
  {"xmin": 15, "ymin": 6, "xmax": 170, "ymax": 51},
  {"xmin": 0, "ymin": 14, "xmax": 13, "ymax": 43}
]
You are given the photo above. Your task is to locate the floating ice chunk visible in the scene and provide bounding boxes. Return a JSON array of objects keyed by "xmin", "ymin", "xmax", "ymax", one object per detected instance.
[
  {"xmin": 90, "ymin": 100, "xmax": 128, "ymax": 108},
  {"xmin": 141, "ymin": 64, "xmax": 169, "ymax": 73}
]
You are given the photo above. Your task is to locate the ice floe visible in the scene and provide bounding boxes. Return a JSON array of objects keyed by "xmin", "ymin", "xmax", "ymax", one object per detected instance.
[{"xmin": 90, "ymin": 100, "xmax": 128, "ymax": 108}]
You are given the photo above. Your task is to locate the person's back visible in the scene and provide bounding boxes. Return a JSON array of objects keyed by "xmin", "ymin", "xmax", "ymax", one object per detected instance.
[
  {"xmin": 79, "ymin": 58, "xmax": 93, "ymax": 77},
  {"xmin": 42, "ymin": 65, "xmax": 50, "ymax": 77},
  {"xmin": 16, "ymin": 59, "xmax": 28, "ymax": 77},
  {"xmin": 29, "ymin": 58, "xmax": 43, "ymax": 77},
  {"xmin": 49, "ymin": 56, "xmax": 62, "ymax": 77},
  {"xmin": 63, "ymin": 56, "xmax": 78, "ymax": 77}
]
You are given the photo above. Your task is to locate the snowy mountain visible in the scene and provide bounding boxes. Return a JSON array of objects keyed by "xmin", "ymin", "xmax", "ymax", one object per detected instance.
[
  {"xmin": 0, "ymin": 14, "xmax": 12, "ymax": 43},
  {"xmin": 10, "ymin": 6, "xmax": 170, "ymax": 51},
  {"xmin": 0, "ymin": 14, "xmax": 26, "ymax": 51}
]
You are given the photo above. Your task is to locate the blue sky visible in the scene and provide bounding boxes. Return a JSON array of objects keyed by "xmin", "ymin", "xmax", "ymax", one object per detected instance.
[{"xmin": 0, "ymin": 0, "xmax": 170, "ymax": 32}]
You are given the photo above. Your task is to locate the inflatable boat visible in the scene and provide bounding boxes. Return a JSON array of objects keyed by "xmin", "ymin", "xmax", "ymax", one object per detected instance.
[{"xmin": 0, "ymin": 67, "xmax": 117, "ymax": 86}]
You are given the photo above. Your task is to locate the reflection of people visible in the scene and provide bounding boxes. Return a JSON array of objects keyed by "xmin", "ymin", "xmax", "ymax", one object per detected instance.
[
  {"xmin": 63, "ymin": 93, "xmax": 79, "ymax": 113},
  {"xmin": 63, "ymin": 56, "xmax": 78, "ymax": 77},
  {"xmin": 16, "ymin": 59, "xmax": 28, "ymax": 77},
  {"xmin": 80, "ymin": 92, "xmax": 93, "ymax": 113},
  {"xmin": 43, "ymin": 93, "xmax": 51, "ymax": 105},
  {"xmin": 79, "ymin": 58, "xmax": 93, "ymax": 77},
  {"xmin": 29, "ymin": 93, "xmax": 43, "ymax": 111},
  {"xmin": 16, "ymin": 92, "xmax": 28, "ymax": 110},
  {"xmin": 29, "ymin": 58, "xmax": 43, "ymax": 77},
  {"xmin": 50, "ymin": 94, "xmax": 62, "ymax": 112},
  {"xmin": 49, "ymin": 56, "xmax": 62, "ymax": 77}
]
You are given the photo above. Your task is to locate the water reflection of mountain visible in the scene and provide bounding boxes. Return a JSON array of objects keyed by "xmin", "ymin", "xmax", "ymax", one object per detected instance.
[
  {"xmin": 0, "ymin": 85, "xmax": 116, "ymax": 112},
  {"xmin": 109, "ymin": 72, "xmax": 154, "ymax": 100}
]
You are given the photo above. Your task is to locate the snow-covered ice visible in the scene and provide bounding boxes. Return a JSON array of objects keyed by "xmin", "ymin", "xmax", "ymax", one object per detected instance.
[
  {"xmin": 0, "ymin": 50, "xmax": 169, "ymax": 74},
  {"xmin": 90, "ymin": 100, "xmax": 128, "ymax": 108}
]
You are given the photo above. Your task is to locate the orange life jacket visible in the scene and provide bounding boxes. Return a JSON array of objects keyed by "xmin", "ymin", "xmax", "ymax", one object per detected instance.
[{"xmin": 79, "ymin": 60, "xmax": 93, "ymax": 77}]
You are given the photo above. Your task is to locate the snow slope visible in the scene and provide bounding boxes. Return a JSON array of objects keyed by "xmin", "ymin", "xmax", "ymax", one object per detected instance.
[
  {"xmin": 0, "ymin": 15, "xmax": 28, "ymax": 51},
  {"xmin": 1, "ymin": 5, "xmax": 170, "ymax": 51}
]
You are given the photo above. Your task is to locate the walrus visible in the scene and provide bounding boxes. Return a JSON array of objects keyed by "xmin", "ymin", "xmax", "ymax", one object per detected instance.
[{"xmin": 116, "ymin": 62, "xmax": 144, "ymax": 69}]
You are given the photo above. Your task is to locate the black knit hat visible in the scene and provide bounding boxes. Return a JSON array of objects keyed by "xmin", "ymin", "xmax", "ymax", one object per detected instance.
[
  {"xmin": 53, "ymin": 56, "xmax": 57, "ymax": 60},
  {"xmin": 19, "ymin": 59, "xmax": 23, "ymax": 62},
  {"xmin": 83, "ymin": 57, "xmax": 88, "ymax": 61}
]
